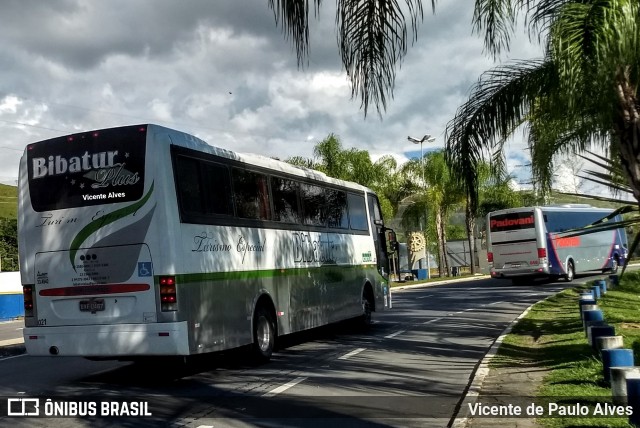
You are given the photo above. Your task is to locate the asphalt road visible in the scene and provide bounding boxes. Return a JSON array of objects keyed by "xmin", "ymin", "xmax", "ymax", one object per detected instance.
[{"xmin": 0, "ymin": 275, "xmax": 581, "ymax": 428}]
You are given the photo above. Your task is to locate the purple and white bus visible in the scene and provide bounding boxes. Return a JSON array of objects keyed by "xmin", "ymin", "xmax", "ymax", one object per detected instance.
[{"xmin": 487, "ymin": 205, "xmax": 627, "ymax": 284}]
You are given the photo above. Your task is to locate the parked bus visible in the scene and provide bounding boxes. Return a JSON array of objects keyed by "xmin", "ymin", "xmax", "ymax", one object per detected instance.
[
  {"xmin": 18, "ymin": 124, "xmax": 393, "ymax": 360},
  {"xmin": 486, "ymin": 205, "xmax": 627, "ymax": 284}
]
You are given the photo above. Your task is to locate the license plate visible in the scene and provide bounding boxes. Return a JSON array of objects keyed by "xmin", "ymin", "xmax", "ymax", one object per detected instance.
[
  {"xmin": 510, "ymin": 264, "xmax": 521, "ymax": 269},
  {"xmin": 79, "ymin": 299, "xmax": 105, "ymax": 312}
]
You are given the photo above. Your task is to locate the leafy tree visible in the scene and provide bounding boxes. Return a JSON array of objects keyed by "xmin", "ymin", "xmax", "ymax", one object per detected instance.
[
  {"xmin": 401, "ymin": 150, "xmax": 465, "ymax": 277},
  {"xmin": 0, "ymin": 218, "xmax": 18, "ymax": 271},
  {"xmin": 285, "ymin": 134, "xmax": 411, "ymax": 221},
  {"xmin": 445, "ymin": 0, "xmax": 640, "ymax": 215}
]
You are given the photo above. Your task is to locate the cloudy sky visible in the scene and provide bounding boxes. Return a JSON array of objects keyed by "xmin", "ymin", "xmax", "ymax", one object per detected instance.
[{"xmin": 0, "ymin": 0, "xmax": 553, "ymax": 189}]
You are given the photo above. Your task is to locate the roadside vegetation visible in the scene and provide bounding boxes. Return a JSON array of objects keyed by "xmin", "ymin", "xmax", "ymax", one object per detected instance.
[
  {"xmin": 0, "ymin": 183, "xmax": 18, "ymax": 271},
  {"xmin": 491, "ymin": 272, "xmax": 640, "ymax": 427}
]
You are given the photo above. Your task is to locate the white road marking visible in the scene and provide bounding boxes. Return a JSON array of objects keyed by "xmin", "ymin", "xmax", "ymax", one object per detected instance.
[
  {"xmin": 488, "ymin": 301, "xmax": 504, "ymax": 305},
  {"xmin": 417, "ymin": 294, "xmax": 433, "ymax": 299},
  {"xmin": 0, "ymin": 354, "xmax": 26, "ymax": 362},
  {"xmin": 338, "ymin": 348, "xmax": 366, "ymax": 360},
  {"xmin": 262, "ymin": 376, "xmax": 307, "ymax": 397},
  {"xmin": 423, "ymin": 317, "xmax": 442, "ymax": 324},
  {"xmin": 384, "ymin": 330, "xmax": 405, "ymax": 339}
]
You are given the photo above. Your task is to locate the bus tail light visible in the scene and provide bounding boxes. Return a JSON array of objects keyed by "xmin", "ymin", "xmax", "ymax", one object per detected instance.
[
  {"xmin": 537, "ymin": 248, "xmax": 548, "ymax": 264},
  {"xmin": 159, "ymin": 276, "xmax": 177, "ymax": 311},
  {"xmin": 23, "ymin": 285, "xmax": 34, "ymax": 317},
  {"xmin": 487, "ymin": 252, "xmax": 493, "ymax": 263}
]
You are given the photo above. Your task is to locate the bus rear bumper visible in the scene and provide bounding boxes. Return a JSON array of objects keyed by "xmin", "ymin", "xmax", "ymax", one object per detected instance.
[
  {"xmin": 23, "ymin": 321, "xmax": 190, "ymax": 357},
  {"xmin": 490, "ymin": 267, "xmax": 550, "ymax": 279}
]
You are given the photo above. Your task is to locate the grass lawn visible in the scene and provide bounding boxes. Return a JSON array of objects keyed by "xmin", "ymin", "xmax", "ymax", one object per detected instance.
[{"xmin": 491, "ymin": 272, "xmax": 640, "ymax": 427}]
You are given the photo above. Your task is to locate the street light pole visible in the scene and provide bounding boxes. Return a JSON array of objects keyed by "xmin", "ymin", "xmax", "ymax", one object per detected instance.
[{"xmin": 408, "ymin": 135, "xmax": 435, "ymax": 279}]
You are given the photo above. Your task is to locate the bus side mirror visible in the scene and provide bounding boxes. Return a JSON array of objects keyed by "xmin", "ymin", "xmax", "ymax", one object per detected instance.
[{"xmin": 387, "ymin": 230, "xmax": 398, "ymax": 252}]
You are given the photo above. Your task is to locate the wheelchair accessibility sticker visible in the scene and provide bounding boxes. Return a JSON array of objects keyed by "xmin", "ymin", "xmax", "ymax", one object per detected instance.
[{"xmin": 138, "ymin": 262, "xmax": 152, "ymax": 277}]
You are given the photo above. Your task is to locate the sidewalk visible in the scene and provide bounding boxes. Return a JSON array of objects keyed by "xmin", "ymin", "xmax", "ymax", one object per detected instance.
[
  {"xmin": 459, "ymin": 365, "xmax": 547, "ymax": 427},
  {"xmin": 0, "ymin": 319, "xmax": 25, "ymax": 357},
  {"xmin": 452, "ymin": 301, "xmax": 546, "ymax": 428}
]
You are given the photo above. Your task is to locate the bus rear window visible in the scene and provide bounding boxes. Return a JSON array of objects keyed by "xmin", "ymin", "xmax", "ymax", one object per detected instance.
[
  {"xmin": 27, "ymin": 125, "xmax": 146, "ymax": 212},
  {"xmin": 489, "ymin": 212, "xmax": 535, "ymax": 232}
]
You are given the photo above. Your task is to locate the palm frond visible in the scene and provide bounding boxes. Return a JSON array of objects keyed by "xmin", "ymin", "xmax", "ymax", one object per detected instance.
[
  {"xmin": 267, "ymin": 0, "xmax": 318, "ymax": 66},
  {"xmin": 472, "ymin": 0, "xmax": 517, "ymax": 58},
  {"xmin": 445, "ymin": 59, "xmax": 557, "ymax": 208},
  {"xmin": 336, "ymin": 0, "xmax": 427, "ymax": 116}
]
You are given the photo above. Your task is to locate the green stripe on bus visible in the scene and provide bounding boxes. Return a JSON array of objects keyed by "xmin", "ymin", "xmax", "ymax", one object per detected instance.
[{"xmin": 172, "ymin": 265, "xmax": 375, "ymax": 284}]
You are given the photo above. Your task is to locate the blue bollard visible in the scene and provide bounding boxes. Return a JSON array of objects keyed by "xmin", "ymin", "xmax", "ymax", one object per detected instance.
[
  {"xmin": 590, "ymin": 325, "xmax": 615, "ymax": 350},
  {"xmin": 596, "ymin": 279, "xmax": 607, "ymax": 295},
  {"xmin": 602, "ymin": 349, "xmax": 634, "ymax": 383},
  {"xmin": 578, "ymin": 299, "xmax": 598, "ymax": 308},
  {"xmin": 579, "ymin": 301, "xmax": 597, "ymax": 321},
  {"xmin": 583, "ymin": 309, "xmax": 604, "ymax": 335},
  {"xmin": 592, "ymin": 285, "xmax": 601, "ymax": 299},
  {"xmin": 609, "ymin": 274, "xmax": 619, "ymax": 287},
  {"xmin": 580, "ymin": 292, "xmax": 595, "ymax": 300},
  {"xmin": 628, "ymin": 377, "xmax": 640, "ymax": 426}
]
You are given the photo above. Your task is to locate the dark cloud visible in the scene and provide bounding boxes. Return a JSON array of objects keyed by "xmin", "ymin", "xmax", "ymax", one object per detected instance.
[{"xmin": 0, "ymin": 0, "xmax": 545, "ymax": 184}]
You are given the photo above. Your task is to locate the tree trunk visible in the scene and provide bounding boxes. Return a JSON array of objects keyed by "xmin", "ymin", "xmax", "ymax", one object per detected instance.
[
  {"xmin": 465, "ymin": 198, "xmax": 476, "ymax": 274},
  {"xmin": 614, "ymin": 71, "xmax": 640, "ymax": 203},
  {"xmin": 435, "ymin": 208, "xmax": 449, "ymax": 277}
]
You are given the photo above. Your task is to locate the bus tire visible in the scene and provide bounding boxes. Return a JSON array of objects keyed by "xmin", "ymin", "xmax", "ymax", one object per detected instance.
[
  {"xmin": 361, "ymin": 286, "xmax": 374, "ymax": 327},
  {"xmin": 252, "ymin": 306, "xmax": 275, "ymax": 363},
  {"xmin": 611, "ymin": 256, "xmax": 619, "ymax": 273},
  {"xmin": 565, "ymin": 261, "xmax": 575, "ymax": 282}
]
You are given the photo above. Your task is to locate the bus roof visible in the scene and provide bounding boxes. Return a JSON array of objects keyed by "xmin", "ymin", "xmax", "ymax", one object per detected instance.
[
  {"xmin": 488, "ymin": 205, "xmax": 614, "ymax": 216},
  {"xmin": 155, "ymin": 124, "xmax": 374, "ymax": 193},
  {"xmin": 25, "ymin": 123, "xmax": 374, "ymax": 194}
]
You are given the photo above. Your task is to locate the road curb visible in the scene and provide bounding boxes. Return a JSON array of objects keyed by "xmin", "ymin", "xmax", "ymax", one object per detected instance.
[{"xmin": 392, "ymin": 274, "xmax": 490, "ymax": 291}]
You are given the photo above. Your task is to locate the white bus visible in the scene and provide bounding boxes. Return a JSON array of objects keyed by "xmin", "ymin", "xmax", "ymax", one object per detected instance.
[
  {"xmin": 486, "ymin": 205, "xmax": 627, "ymax": 284},
  {"xmin": 18, "ymin": 124, "xmax": 393, "ymax": 361}
]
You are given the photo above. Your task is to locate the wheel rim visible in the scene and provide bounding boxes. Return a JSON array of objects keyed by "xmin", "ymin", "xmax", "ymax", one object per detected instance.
[
  {"xmin": 256, "ymin": 316, "xmax": 272, "ymax": 352},
  {"xmin": 567, "ymin": 263, "xmax": 574, "ymax": 281}
]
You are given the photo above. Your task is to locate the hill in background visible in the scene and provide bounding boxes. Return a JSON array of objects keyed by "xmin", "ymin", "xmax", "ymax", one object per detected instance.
[{"xmin": 0, "ymin": 184, "xmax": 17, "ymax": 219}]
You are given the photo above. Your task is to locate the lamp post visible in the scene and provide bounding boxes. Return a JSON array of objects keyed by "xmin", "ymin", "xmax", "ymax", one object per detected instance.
[{"xmin": 408, "ymin": 134, "xmax": 435, "ymax": 279}]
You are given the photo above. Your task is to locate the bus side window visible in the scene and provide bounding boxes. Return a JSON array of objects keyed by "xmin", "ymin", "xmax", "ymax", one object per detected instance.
[
  {"xmin": 300, "ymin": 183, "xmax": 326, "ymax": 226},
  {"xmin": 201, "ymin": 161, "xmax": 233, "ymax": 216},
  {"xmin": 175, "ymin": 156, "xmax": 204, "ymax": 215},
  {"xmin": 347, "ymin": 193, "xmax": 368, "ymax": 231},
  {"xmin": 271, "ymin": 176, "xmax": 301, "ymax": 223},
  {"xmin": 232, "ymin": 169, "xmax": 272, "ymax": 220},
  {"xmin": 326, "ymin": 189, "xmax": 349, "ymax": 229}
]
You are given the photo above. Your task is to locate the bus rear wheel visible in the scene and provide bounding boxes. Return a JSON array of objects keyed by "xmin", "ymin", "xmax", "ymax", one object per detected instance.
[
  {"xmin": 361, "ymin": 287, "xmax": 374, "ymax": 327},
  {"xmin": 611, "ymin": 257, "xmax": 619, "ymax": 273},
  {"xmin": 565, "ymin": 261, "xmax": 575, "ymax": 282},
  {"xmin": 252, "ymin": 306, "xmax": 275, "ymax": 363}
]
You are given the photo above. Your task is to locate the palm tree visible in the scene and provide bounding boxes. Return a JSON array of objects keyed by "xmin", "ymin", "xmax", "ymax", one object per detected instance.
[
  {"xmin": 267, "ymin": 0, "xmax": 433, "ymax": 116},
  {"xmin": 401, "ymin": 150, "xmax": 465, "ymax": 277},
  {"xmin": 445, "ymin": 0, "xmax": 640, "ymax": 213}
]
